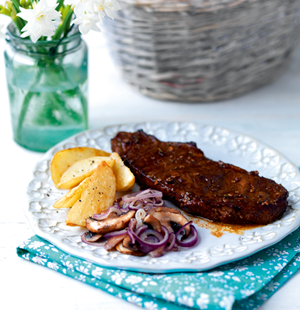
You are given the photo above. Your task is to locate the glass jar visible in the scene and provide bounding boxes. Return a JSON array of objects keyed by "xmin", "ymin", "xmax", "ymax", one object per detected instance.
[{"xmin": 4, "ymin": 23, "xmax": 88, "ymax": 152}]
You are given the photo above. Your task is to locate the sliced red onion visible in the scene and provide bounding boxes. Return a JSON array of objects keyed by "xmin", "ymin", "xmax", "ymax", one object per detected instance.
[
  {"xmin": 135, "ymin": 224, "xmax": 148, "ymax": 236},
  {"xmin": 166, "ymin": 232, "xmax": 176, "ymax": 251},
  {"xmin": 135, "ymin": 209, "xmax": 146, "ymax": 221},
  {"xmin": 175, "ymin": 221, "xmax": 193, "ymax": 238},
  {"xmin": 122, "ymin": 189, "xmax": 164, "ymax": 210},
  {"xmin": 129, "ymin": 225, "xmax": 169, "ymax": 251},
  {"xmin": 128, "ymin": 218, "xmax": 137, "ymax": 244},
  {"xmin": 81, "ymin": 232, "xmax": 106, "ymax": 247},
  {"xmin": 176, "ymin": 225, "xmax": 198, "ymax": 247},
  {"xmin": 103, "ymin": 229, "xmax": 128, "ymax": 239},
  {"xmin": 121, "ymin": 206, "xmax": 129, "ymax": 213},
  {"xmin": 139, "ymin": 229, "xmax": 164, "ymax": 242},
  {"xmin": 92, "ymin": 206, "xmax": 122, "ymax": 220}
]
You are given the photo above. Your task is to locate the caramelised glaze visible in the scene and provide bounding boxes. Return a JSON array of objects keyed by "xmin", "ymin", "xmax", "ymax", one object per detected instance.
[
  {"xmin": 111, "ymin": 130, "xmax": 289, "ymax": 225},
  {"xmin": 185, "ymin": 213, "xmax": 262, "ymax": 238}
]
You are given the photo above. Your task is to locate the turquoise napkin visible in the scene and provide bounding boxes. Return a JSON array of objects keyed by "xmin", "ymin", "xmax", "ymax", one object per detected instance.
[{"xmin": 17, "ymin": 228, "xmax": 300, "ymax": 310}]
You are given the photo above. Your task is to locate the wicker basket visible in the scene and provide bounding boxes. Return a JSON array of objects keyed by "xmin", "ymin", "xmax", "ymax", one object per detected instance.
[{"xmin": 104, "ymin": 0, "xmax": 300, "ymax": 102}]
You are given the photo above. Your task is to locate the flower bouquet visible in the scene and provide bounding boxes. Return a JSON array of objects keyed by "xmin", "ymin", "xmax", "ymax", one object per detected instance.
[{"xmin": 0, "ymin": 0, "xmax": 121, "ymax": 152}]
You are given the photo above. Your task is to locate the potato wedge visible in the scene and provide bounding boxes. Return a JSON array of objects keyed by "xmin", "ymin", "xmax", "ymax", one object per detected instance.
[
  {"xmin": 51, "ymin": 147, "xmax": 111, "ymax": 189},
  {"xmin": 65, "ymin": 162, "xmax": 116, "ymax": 227},
  {"xmin": 58, "ymin": 156, "xmax": 115, "ymax": 190},
  {"xmin": 53, "ymin": 177, "xmax": 91, "ymax": 209},
  {"xmin": 110, "ymin": 152, "xmax": 135, "ymax": 192}
]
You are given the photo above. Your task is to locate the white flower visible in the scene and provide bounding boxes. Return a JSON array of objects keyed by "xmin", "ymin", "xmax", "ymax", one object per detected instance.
[
  {"xmin": 91, "ymin": 267, "xmax": 103, "ymax": 279},
  {"xmin": 127, "ymin": 296, "xmax": 142, "ymax": 306},
  {"xmin": 73, "ymin": 0, "xmax": 94, "ymax": 16},
  {"xmin": 178, "ymin": 295, "xmax": 194, "ymax": 307},
  {"xmin": 62, "ymin": 261, "xmax": 74, "ymax": 271},
  {"xmin": 22, "ymin": 253, "xmax": 30, "ymax": 260},
  {"xmin": 76, "ymin": 265, "xmax": 89, "ymax": 275},
  {"xmin": 92, "ymin": 0, "xmax": 120, "ymax": 22},
  {"xmin": 75, "ymin": 275, "xmax": 86, "ymax": 282},
  {"xmin": 17, "ymin": 0, "xmax": 61, "ymax": 43},
  {"xmin": 125, "ymin": 275, "xmax": 143, "ymax": 284},
  {"xmin": 28, "ymin": 241, "xmax": 45, "ymax": 249},
  {"xmin": 208, "ymin": 271, "xmax": 224, "ymax": 277},
  {"xmin": 162, "ymin": 291, "xmax": 175, "ymax": 302},
  {"xmin": 72, "ymin": 12, "xmax": 101, "ymax": 35},
  {"xmin": 219, "ymin": 295, "xmax": 235, "ymax": 310},
  {"xmin": 0, "ymin": 24, "xmax": 5, "ymax": 39},
  {"xmin": 102, "ymin": 0, "xmax": 121, "ymax": 19},
  {"xmin": 274, "ymin": 263, "xmax": 287, "ymax": 271},
  {"xmin": 196, "ymin": 293, "xmax": 210, "ymax": 309},
  {"xmin": 32, "ymin": 255, "xmax": 47, "ymax": 265},
  {"xmin": 47, "ymin": 262, "xmax": 59, "ymax": 270},
  {"xmin": 253, "ymin": 258, "xmax": 264, "ymax": 266},
  {"xmin": 240, "ymin": 289, "xmax": 255, "ymax": 297},
  {"xmin": 265, "ymin": 282, "xmax": 280, "ymax": 292},
  {"xmin": 184, "ymin": 286, "xmax": 195, "ymax": 293},
  {"xmin": 144, "ymin": 301, "xmax": 158, "ymax": 310},
  {"xmin": 111, "ymin": 271, "xmax": 126, "ymax": 285}
]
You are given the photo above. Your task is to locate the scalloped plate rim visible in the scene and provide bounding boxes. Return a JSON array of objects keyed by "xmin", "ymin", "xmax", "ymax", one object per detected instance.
[{"xmin": 24, "ymin": 121, "xmax": 300, "ymax": 273}]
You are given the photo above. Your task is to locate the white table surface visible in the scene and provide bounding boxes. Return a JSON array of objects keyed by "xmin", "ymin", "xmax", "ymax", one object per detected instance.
[{"xmin": 0, "ymin": 29, "xmax": 299, "ymax": 310}]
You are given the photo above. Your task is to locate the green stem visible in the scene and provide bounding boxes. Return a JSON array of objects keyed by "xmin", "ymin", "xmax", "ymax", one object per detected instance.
[
  {"xmin": 16, "ymin": 65, "xmax": 44, "ymax": 141},
  {"xmin": 0, "ymin": 6, "xmax": 11, "ymax": 16},
  {"xmin": 56, "ymin": 0, "xmax": 64, "ymax": 12},
  {"xmin": 52, "ymin": 6, "xmax": 73, "ymax": 40},
  {"xmin": 12, "ymin": 16, "xmax": 24, "ymax": 33},
  {"xmin": 63, "ymin": 9, "xmax": 73, "ymax": 37},
  {"xmin": 16, "ymin": 91, "xmax": 35, "ymax": 142},
  {"xmin": 11, "ymin": 0, "xmax": 21, "ymax": 13}
]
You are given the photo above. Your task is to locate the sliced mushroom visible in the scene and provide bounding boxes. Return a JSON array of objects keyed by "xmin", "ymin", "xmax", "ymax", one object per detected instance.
[
  {"xmin": 143, "ymin": 214, "xmax": 162, "ymax": 233},
  {"xmin": 151, "ymin": 211, "xmax": 191, "ymax": 236},
  {"xmin": 148, "ymin": 206, "xmax": 181, "ymax": 216},
  {"xmin": 116, "ymin": 241, "xmax": 145, "ymax": 256},
  {"xmin": 86, "ymin": 210, "xmax": 136, "ymax": 234},
  {"xmin": 104, "ymin": 234, "xmax": 127, "ymax": 251},
  {"xmin": 84, "ymin": 232, "xmax": 103, "ymax": 242},
  {"xmin": 122, "ymin": 235, "xmax": 141, "ymax": 252}
]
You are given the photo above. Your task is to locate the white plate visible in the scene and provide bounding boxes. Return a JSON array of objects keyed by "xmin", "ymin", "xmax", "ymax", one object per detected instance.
[{"xmin": 25, "ymin": 122, "xmax": 300, "ymax": 273}]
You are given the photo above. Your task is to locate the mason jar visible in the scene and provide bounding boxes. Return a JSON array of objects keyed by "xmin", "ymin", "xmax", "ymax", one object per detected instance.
[{"xmin": 4, "ymin": 23, "xmax": 88, "ymax": 152}]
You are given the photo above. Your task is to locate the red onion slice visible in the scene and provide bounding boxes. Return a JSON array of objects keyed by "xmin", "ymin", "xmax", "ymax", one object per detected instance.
[
  {"xmin": 129, "ymin": 225, "xmax": 169, "ymax": 251},
  {"xmin": 176, "ymin": 225, "xmax": 198, "ymax": 247},
  {"xmin": 92, "ymin": 206, "xmax": 123, "ymax": 220},
  {"xmin": 128, "ymin": 218, "xmax": 137, "ymax": 244},
  {"xmin": 139, "ymin": 229, "xmax": 164, "ymax": 242},
  {"xmin": 103, "ymin": 229, "xmax": 128, "ymax": 239},
  {"xmin": 135, "ymin": 224, "xmax": 148, "ymax": 236},
  {"xmin": 166, "ymin": 232, "xmax": 176, "ymax": 251}
]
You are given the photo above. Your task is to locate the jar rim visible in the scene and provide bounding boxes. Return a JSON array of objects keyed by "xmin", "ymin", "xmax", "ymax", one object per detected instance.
[{"xmin": 6, "ymin": 22, "xmax": 81, "ymax": 47}]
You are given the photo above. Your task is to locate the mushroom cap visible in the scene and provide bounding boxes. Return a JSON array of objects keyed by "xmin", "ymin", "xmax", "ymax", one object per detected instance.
[
  {"xmin": 143, "ymin": 214, "xmax": 162, "ymax": 233},
  {"xmin": 86, "ymin": 210, "xmax": 136, "ymax": 234},
  {"xmin": 104, "ymin": 234, "xmax": 127, "ymax": 251},
  {"xmin": 148, "ymin": 206, "xmax": 181, "ymax": 216},
  {"xmin": 151, "ymin": 211, "xmax": 191, "ymax": 236},
  {"xmin": 116, "ymin": 241, "xmax": 146, "ymax": 256}
]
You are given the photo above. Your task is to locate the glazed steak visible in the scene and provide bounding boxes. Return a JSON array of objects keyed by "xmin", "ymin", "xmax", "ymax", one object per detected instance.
[{"xmin": 111, "ymin": 130, "xmax": 289, "ymax": 225}]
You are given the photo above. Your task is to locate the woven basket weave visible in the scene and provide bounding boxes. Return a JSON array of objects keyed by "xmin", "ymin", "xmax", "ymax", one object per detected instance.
[{"xmin": 104, "ymin": 0, "xmax": 300, "ymax": 102}]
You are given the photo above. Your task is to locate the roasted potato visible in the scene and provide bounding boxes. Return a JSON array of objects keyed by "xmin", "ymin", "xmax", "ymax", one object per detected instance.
[
  {"xmin": 53, "ymin": 177, "xmax": 91, "ymax": 209},
  {"xmin": 50, "ymin": 147, "xmax": 111, "ymax": 189},
  {"xmin": 65, "ymin": 162, "xmax": 116, "ymax": 227},
  {"xmin": 110, "ymin": 152, "xmax": 135, "ymax": 192},
  {"xmin": 58, "ymin": 156, "xmax": 115, "ymax": 190}
]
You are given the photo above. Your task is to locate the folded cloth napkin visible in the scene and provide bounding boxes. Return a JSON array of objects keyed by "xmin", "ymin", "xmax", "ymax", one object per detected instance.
[{"xmin": 17, "ymin": 228, "xmax": 300, "ymax": 310}]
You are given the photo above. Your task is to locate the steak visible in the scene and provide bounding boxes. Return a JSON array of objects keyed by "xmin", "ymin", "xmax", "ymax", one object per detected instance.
[{"xmin": 111, "ymin": 130, "xmax": 289, "ymax": 225}]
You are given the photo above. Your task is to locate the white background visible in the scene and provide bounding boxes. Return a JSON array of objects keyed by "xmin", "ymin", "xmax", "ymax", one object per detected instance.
[{"xmin": 0, "ymin": 18, "xmax": 300, "ymax": 310}]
